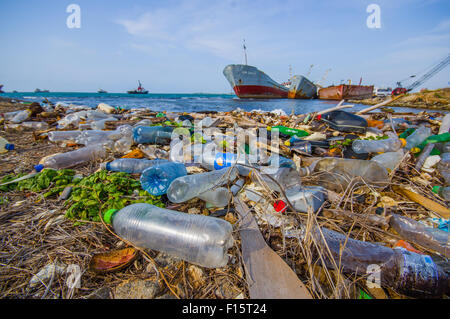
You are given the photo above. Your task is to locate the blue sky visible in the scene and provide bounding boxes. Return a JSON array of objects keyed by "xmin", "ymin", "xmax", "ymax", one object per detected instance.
[{"xmin": 0, "ymin": 0, "xmax": 449, "ymax": 93}]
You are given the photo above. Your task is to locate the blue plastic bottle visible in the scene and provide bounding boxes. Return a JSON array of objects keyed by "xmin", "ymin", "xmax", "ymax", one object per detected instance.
[
  {"xmin": 140, "ymin": 162, "xmax": 187, "ymax": 196},
  {"xmin": 132, "ymin": 126, "xmax": 174, "ymax": 144}
]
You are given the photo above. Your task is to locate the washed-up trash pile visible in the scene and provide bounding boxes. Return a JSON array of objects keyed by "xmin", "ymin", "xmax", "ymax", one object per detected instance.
[{"xmin": 0, "ymin": 98, "xmax": 449, "ymax": 299}]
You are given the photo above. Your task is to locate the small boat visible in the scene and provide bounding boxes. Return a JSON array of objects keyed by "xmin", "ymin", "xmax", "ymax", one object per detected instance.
[
  {"xmin": 0, "ymin": 85, "xmax": 4, "ymax": 93},
  {"xmin": 98, "ymin": 89, "xmax": 108, "ymax": 93},
  {"xmin": 127, "ymin": 81, "xmax": 149, "ymax": 94}
]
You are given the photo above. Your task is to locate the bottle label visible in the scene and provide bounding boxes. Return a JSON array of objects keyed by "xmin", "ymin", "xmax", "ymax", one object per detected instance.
[
  {"xmin": 397, "ymin": 249, "xmax": 439, "ymax": 295},
  {"xmin": 214, "ymin": 153, "xmax": 236, "ymax": 170}
]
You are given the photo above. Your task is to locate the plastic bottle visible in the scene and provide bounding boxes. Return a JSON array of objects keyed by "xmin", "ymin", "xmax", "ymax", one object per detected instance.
[
  {"xmin": 103, "ymin": 203, "xmax": 234, "ymax": 268},
  {"xmin": 438, "ymin": 113, "xmax": 450, "ymax": 135},
  {"xmin": 39, "ymin": 142, "xmax": 111, "ymax": 169},
  {"xmin": 1, "ymin": 110, "xmax": 21, "ymax": 121},
  {"xmin": 90, "ymin": 117, "xmax": 117, "ymax": 130},
  {"xmin": 0, "ymin": 137, "xmax": 14, "ymax": 154},
  {"xmin": 254, "ymin": 166, "xmax": 301, "ymax": 192},
  {"xmin": 389, "ymin": 213, "xmax": 449, "ymax": 258},
  {"xmin": 10, "ymin": 109, "xmax": 32, "ymax": 124},
  {"xmin": 300, "ymin": 157, "xmax": 389, "ymax": 192},
  {"xmin": 405, "ymin": 126, "xmax": 431, "ymax": 150},
  {"xmin": 301, "ymin": 226, "xmax": 449, "ymax": 298},
  {"xmin": 133, "ymin": 126, "xmax": 174, "ymax": 144},
  {"xmin": 267, "ymin": 125, "xmax": 309, "ymax": 138},
  {"xmin": 97, "ymin": 103, "xmax": 115, "ymax": 114},
  {"xmin": 285, "ymin": 185, "xmax": 326, "ymax": 213},
  {"xmin": 437, "ymin": 152, "xmax": 450, "ymax": 184},
  {"xmin": 197, "ymin": 187, "xmax": 231, "ymax": 207},
  {"xmin": 20, "ymin": 122, "xmax": 49, "ymax": 130},
  {"xmin": 167, "ymin": 167, "xmax": 238, "ymax": 203},
  {"xmin": 103, "ymin": 158, "xmax": 169, "ymax": 174},
  {"xmin": 371, "ymin": 149, "xmax": 405, "ymax": 171},
  {"xmin": 414, "ymin": 143, "xmax": 435, "ymax": 171},
  {"xmin": 432, "ymin": 186, "xmax": 450, "ymax": 201},
  {"xmin": 48, "ymin": 130, "xmax": 82, "ymax": 142},
  {"xmin": 138, "ymin": 144, "xmax": 169, "ymax": 159},
  {"xmin": 413, "ymin": 132, "xmax": 450, "ymax": 153},
  {"xmin": 140, "ymin": 162, "xmax": 187, "ymax": 196},
  {"xmin": 352, "ymin": 132, "xmax": 406, "ymax": 154}
]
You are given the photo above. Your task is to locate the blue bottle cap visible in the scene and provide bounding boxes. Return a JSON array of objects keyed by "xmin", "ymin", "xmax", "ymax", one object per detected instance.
[
  {"xmin": 34, "ymin": 164, "xmax": 44, "ymax": 172},
  {"xmin": 105, "ymin": 162, "xmax": 111, "ymax": 171},
  {"xmin": 5, "ymin": 144, "xmax": 14, "ymax": 151}
]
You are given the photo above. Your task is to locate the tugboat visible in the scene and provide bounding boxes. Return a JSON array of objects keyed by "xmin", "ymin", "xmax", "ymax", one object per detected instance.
[
  {"xmin": 127, "ymin": 80, "xmax": 149, "ymax": 94},
  {"xmin": 98, "ymin": 89, "xmax": 108, "ymax": 93}
]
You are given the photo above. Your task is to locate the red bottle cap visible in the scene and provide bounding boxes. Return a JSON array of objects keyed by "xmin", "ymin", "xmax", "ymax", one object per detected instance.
[
  {"xmin": 273, "ymin": 200, "xmax": 287, "ymax": 213},
  {"xmin": 316, "ymin": 114, "xmax": 322, "ymax": 121}
]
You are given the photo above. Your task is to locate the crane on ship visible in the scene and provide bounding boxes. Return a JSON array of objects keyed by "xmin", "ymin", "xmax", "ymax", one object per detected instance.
[
  {"xmin": 315, "ymin": 68, "xmax": 331, "ymax": 88},
  {"xmin": 306, "ymin": 64, "xmax": 314, "ymax": 77},
  {"xmin": 392, "ymin": 53, "xmax": 450, "ymax": 96}
]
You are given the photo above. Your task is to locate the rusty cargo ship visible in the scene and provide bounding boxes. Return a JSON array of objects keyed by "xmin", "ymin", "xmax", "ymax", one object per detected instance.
[
  {"xmin": 223, "ymin": 64, "xmax": 317, "ymax": 99},
  {"xmin": 318, "ymin": 84, "xmax": 374, "ymax": 100}
]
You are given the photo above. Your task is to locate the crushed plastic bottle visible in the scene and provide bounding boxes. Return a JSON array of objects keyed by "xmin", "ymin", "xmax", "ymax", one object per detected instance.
[
  {"xmin": 352, "ymin": 132, "xmax": 406, "ymax": 154},
  {"xmin": 103, "ymin": 158, "xmax": 169, "ymax": 174},
  {"xmin": 140, "ymin": 161, "xmax": 187, "ymax": 196},
  {"xmin": 405, "ymin": 126, "xmax": 431, "ymax": 150},
  {"xmin": 389, "ymin": 213, "xmax": 449, "ymax": 258},
  {"xmin": 132, "ymin": 126, "xmax": 174, "ymax": 144},
  {"xmin": 39, "ymin": 142, "xmax": 111, "ymax": 169},
  {"xmin": 167, "ymin": 167, "xmax": 238, "ymax": 203},
  {"xmin": 371, "ymin": 149, "xmax": 405, "ymax": 171},
  {"xmin": 285, "ymin": 185, "xmax": 326, "ymax": 213},
  {"xmin": 103, "ymin": 203, "xmax": 234, "ymax": 268},
  {"xmin": 10, "ymin": 109, "xmax": 32, "ymax": 124},
  {"xmin": 0, "ymin": 137, "xmax": 14, "ymax": 154},
  {"xmin": 301, "ymin": 157, "xmax": 390, "ymax": 192}
]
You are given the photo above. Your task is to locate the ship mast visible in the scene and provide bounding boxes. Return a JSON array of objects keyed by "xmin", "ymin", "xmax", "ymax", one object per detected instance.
[{"xmin": 243, "ymin": 39, "xmax": 247, "ymax": 65}]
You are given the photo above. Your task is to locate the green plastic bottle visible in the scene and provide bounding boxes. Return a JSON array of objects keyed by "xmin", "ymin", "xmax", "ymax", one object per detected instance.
[
  {"xmin": 398, "ymin": 128, "xmax": 416, "ymax": 139},
  {"xmin": 411, "ymin": 132, "xmax": 450, "ymax": 155},
  {"xmin": 267, "ymin": 125, "xmax": 309, "ymax": 138}
]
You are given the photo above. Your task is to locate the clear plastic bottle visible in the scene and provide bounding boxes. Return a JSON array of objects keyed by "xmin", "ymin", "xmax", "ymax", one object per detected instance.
[
  {"xmin": 371, "ymin": 149, "xmax": 405, "ymax": 171},
  {"xmin": 438, "ymin": 113, "xmax": 450, "ymax": 135},
  {"xmin": 10, "ymin": 109, "xmax": 32, "ymax": 124},
  {"xmin": 20, "ymin": 122, "xmax": 49, "ymax": 130},
  {"xmin": 285, "ymin": 185, "xmax": 326, "ymax": 213},
  {"xmin": 103, "ymin": 203, "xmax": 234, "ymax": 268},
  {"xmin": 352, "ymin": 132, "xmax": 405, "ymax": 154},
  {"xmin": 167, "ymin": 167, "xmax": 238, "ymax": 203},
  {"xmin": 48, "ymin": 130, "xmax": 82, "ymax": 142},
  {"xmin": 303, "ymin": 226, "xmax": 449, "ymax": 298},
  {"xmin": 301, "ymin": 157, "xmax": 389, "ymax": 192},
  {"xmin": 90, "ymin": 117, "xmax": 117, "ymax": 130},
  {"xmin": 405, "ymin": 126, "xmax": 431, "ymax": 150},
  {"xmin": 103, "ymin": 158, "xmax": 169, "ymax": 174},
  {"xmin": 254, "ymin": 166, "xmax": 301, "ymax": 192},
  {"xmin": 389, "ymin": 213, "xmax": 449, "ymax": 258},
  {"xmin": 40, "ymin": 142, "xmax": 111, "ymax": 169},
  {"xmin": 198, "ymin": 187, "xmax": 231, "ymax": 207},
  {"xmin": 133, "ymin": 126, "xmax": 174, "ymax": 144},
  {"xmin": 140, "ymin": 162, "xmax": 187, "ymax": 196},
  {"xmin": 0, "ymin": 137, "xmax": 14, "ymax": 154},
  {"xmin": 432, "ymin": 185, "xmax": 450, "ymax": 201},
  {"xmin": 1, "ymin": 110, "xmax": 21, "ymax": 121},
  {"xmin": 138, "ymin": 144, "xmax": 169, "ymax": 159}
]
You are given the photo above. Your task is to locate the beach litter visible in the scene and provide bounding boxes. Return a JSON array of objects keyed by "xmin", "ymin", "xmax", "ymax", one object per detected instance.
[{"xmin": 0, "ymin": 96, "xmax": 449, "ymax": 299}]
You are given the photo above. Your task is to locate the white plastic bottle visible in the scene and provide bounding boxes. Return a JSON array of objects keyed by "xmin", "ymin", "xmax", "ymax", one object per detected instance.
[
  {"xmin": 10, "ymin": 109, "xmax": 32, "ymax": 124},
  {"xmin": 352, "ymin": 132, "xmax": 405, "ymax": 154},
  {"xmin": 103, "ymin": 203, "xmax": 234, "ymax": 268}
]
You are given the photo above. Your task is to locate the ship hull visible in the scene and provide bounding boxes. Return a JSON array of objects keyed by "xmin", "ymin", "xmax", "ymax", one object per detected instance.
[
  {"xmin": 288, "ymin": 75, "xmax": 318, "ymax": 99},
  {"xmin": 223, "ymin": 64, "xmax": 289, "ymax": 99},
  {"xmin": 318, "ymin": 85, "xmax": 374, "ymax": 100}
]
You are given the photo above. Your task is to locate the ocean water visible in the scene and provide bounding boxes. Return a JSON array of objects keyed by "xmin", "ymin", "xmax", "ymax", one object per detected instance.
[{"xmin": 0, "ymin": 92, "xmax": 430, "ymax": 115}]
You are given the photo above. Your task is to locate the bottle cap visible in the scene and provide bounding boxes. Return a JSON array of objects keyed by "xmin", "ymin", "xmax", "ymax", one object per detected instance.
[
  {"xmin": 273, "ymin": 200, "xmax": 286, "ymax": 213},
  {"xmin": 5, "ymin": 143, "xmax": 14, "ymax": 151},
  {"xmin": 34, "ymin": 164, "xmax": 44, "ymax": 172},
  {"xmin": 410, "ymin": 147, "xmax": 421, "ymax": 154},
  {"xmin": 267, "ymin": 126, "xmax": 272, "ymax": 131},
  {"xmin": 104, "ymin": 162, "xmax": 111, "ymax": 171},
  {"xmin": 103, "ymin": 209, "xmax": 118, "ymax": 225},
  {"xmin": 316, "ymin": 114, "xmax": 322, "ymax": 121},
  {"xmin": 399, "ymin": 138, "xmax": 407, "ymax": 148},
  {"xmin": 284, "ymin": 140, "xmax": 291, "ymax": 146},
  {"xmin": 432, "ymin": 186, "xmax": 441, "ymax": 194}
]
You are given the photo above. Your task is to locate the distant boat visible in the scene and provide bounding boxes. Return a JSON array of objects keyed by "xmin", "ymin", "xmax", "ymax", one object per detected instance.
[
  {"xmin": 34, "ymin": 88, "xmax": 50, "ymax": 93},
  {"xmin": 127, "ymin": 80, "xmax": 149, "ymax": 94},
  {"xmin": 0, "ymin": 85, "xmax": 4, "ymax": 93},
  {"xmin": 98, "ymin": 89, "xmax": 108, "ymax": 93},
  {"xmin": 318, "ymin": 84, "xmax": 374, "ymax": 100},
  {"xmin": 12, "ymin": 90, "xmax": 18, "ymax": 93}
]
